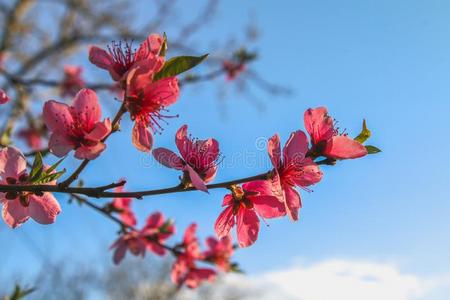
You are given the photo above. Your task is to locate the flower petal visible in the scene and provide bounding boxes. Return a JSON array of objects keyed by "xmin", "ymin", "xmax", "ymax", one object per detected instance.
[
  {"xmin": 245, "ymin": 181, "xmax": 286, "ymax": 219},
  {"xmin": 88, "ymin": 46, "xmax": 113, "ymax": 69},
  {"xmin": 236, "ymin": 209, "xmax": 259, "ymax": 247},
  {"xmin": 85, "ymin": 118, "xmax": 111, "ymax": 141},
  {"xmin": 185, "ymin": 164, "xmax": 208, "ymax": 192},
  {"xmin": 152, "ymin": 148, "xmax": 184, "ymax": 170},
  {"xmin": 48, "ymin": 132, "xmax": 75, "ymax": 157},
  {"xmin": 268, "ymin": 134, "xmax": 282, "ymax": 169},
  {"xmin": 132, "ymin": 122, "xmax": 153, "ymax": 152},
  {"xmin": 203, "ymin": 165, "xmax": 217, "ymax": 184},
  {"xmin": 43, "ymin": 100, "xmax": 74, "ymax": 133},
  {"xmin": 71, "ymin": 89, "xmax": 102, "ymax": 129},
  {"xmin": 144, "ymin": 211, "xmax": 164, "ymax": 228},
  {"xmin": 324, "ymin": 135, "xmax": 368, "ymax": 159},
  {"xmin": 28, "ymin": 193, "xmax": 61, "ymax": 225},
  {"xmin": 137, "ymin": 34, "xmax": 164, "ymax": 57},
  {"xmin": 175, "ymin": 125, "xmax": 189, "ymax": 159},
  {"xmin": 283, "ymin": 185, "xmax": 302, "ymax": 221},
  {"xmin": 293, "ymin": 158, "xmax": 323, "ymax": 187},
  {"xmin": 2, "ymin": 200, "xmax": 29, "ymax": 228},
  {"xmin": 143, "ymin": 77, "xmax": 179, "ymax": 107},
  {"xmin": 0, "ymin": 89, "xmax": 9, "ymax": 104},
  {"xmin": 304, "ymin": 107, "xmax": 335, "ymax": 144},
  {"xmin": 110, "ymin": 237, "xmax": 127, "ymax": 265},
  {"xmin": 0, "ymin": 146, "xmax": 27, "ymax": 178},
  {"xmin": 74, "ymin": 143, "xmax": 106, "ymax": 160},
  {"xmin": 215, "ymin": 205, "xmax": 235, "ymax": 239},
  {"xmin": 185, "ymin": 268, "xmax": 216, "ymax": 289},
  {"xmin": 283, "ymin": 130, "xmax": 309, "ymax": 165}
]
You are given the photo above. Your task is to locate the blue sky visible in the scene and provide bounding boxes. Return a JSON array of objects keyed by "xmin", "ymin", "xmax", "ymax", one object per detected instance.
[{"xmin": 2, "ymin": 0, "xmax": 450, "ymax": 294}]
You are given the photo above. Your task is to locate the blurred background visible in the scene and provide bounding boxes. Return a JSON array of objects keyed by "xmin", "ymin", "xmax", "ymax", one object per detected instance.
[{"xmin": 1, "ymin": 0, "xmax": 450, "ymax": 299}]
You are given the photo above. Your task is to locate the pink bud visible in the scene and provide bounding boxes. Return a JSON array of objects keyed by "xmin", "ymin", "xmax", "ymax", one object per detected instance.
[{"xmin": 0, "ymin": 89, "xmax": 9, "ymax": 104}]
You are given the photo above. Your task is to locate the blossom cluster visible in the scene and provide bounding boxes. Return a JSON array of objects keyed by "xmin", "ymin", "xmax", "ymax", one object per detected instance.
[{"xmin": 0, "ymin": 32, "xmax": 379, "ymax": 290}]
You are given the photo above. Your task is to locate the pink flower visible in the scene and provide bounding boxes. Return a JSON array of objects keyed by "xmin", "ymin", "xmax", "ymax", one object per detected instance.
[
  {"xmin": 153, "ymin": 125, "xmax": 220, "ymax": 192},
  {"xmin": 223, "ymin": 60, "xmax": 245, "ymax": 81},
  {"xmin": 89, "ymin": 34, "xmax": 164, "ymax": 83},
  {"xmin": 111, "ymin": 186, "xmax": 136, "ymax": 227},
  {"xmin": 125, "ymin": 59, "xmax": 179, "ymax": 152},
  {"xmin": 61, "ymin": 65, "xmax": 85, "ymax": 97},
  {"xmin": 140, "ymin": 212, "xmax": 175, "ymax": 256},
  {"xmin": 304, "ymin": 107, "xmax": 368, "ymax": 159},
  {"xmin": 215, "ymin": 181, "xmax": 285, "ymax": 248},
  {"xmin": 110, "ymin": 211, "xmax": 175, "ymax": 264},
  {"xmin": 18, "ymin": 127, "xmax": 43, "ymax": 151},
  {"xmin": 0, "ymin": 147, "xmax": 61, "ymax": 228},
  {"xmin": 203, "ymin": 235, "xmax": 234, "ymax": 271},
  {"xmin": 268, "ymin": 131, "xmax": 323, "ymax": 221},
  {"xmin": 171, "ymin": 223, "xmax": 216, "ymax": 289},
  {"xmin": 43, "ymin": 88, "xmax": 111, "ymax": 160},
  {"xmin": 0, "ymin": 89, "xmax": 9, "ymax": 104},
  {"xmin": 110, "ymin": 231, "xmax": 147, "ymax": 264}
]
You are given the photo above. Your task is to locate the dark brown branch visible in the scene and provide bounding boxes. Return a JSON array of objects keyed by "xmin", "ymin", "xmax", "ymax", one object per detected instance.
[{"xmin": 0, "ymin": 172, "xmax": 270, "ymax": 199}]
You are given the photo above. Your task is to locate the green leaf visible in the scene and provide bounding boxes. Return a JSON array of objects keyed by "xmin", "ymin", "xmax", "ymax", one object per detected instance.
[
  {"xmin": 354, "ymin": 119, "xmax": 371, "ymax": 144},
  {"xmin": 153, "ymin": 54, "xmax": 208, "ymax": 81},
  {"xmin": 29, "ymin": 152, "xmax": 44, "ymax": 182},
  {"xmin": 45, "ymin": 157, "xmax": 66, "ymax": 174},
  {"xmin": 365, "ymin": 145, "xmax": 381, "ymax": 154},
  {"xmin": 35, "ymin": 170, "xmax": 66, "ymax": 184}
]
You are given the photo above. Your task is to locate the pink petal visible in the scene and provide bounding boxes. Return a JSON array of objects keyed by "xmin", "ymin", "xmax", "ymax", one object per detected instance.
[
  {"xmin": 201, "ymin": 138, "xmax": 220, "ymax": 166},
  {"xmin": 132, "ymin": 121, "xmax": 153, "ymax": 152},
  {"xmin": 268, "ymin": 134, "xmax": 282, "ymax": 169},
  {"xmin": 184, "ymin": 223, "xmax": 198, "ymax": 245},
  {"xmin": 283, "ymin": 185, "xmax": 301, "ymax": 221},
  {"xmin": 324, "ymin": 135, "xmax": 368, "ymax": 159},
  {"xmin": 283, "ymin": 130, "xmax": 309, "ymax": 165},
  {"xmin": 171, "ymin": 256, "xmax": 189, "ymax": 285},
  {"xmin": 185, "ymin": 164, "xmax": 208, "ymax": 192},
  {"xmin": 147, "ymin": 242, "xmax": 166, "ymax": 256},
  {"xmin": 85, "ymin": 118, "xmax": 111, "ymax": 141},
  {"xmin": 203, "ymin": 165, "xmax": 217, "ymax": 184},
  {"xmin": 71, "ymin": 89, "xmax": 101, "ymax": 129},
  {"xmin": 245, "ymin": 181, "xmax": 286, "ymax": 219},
  {"xmin": 88, "ymin": 46, "xmax": 121, "ymax": 81},
  {"xmin": 48, "ymin": 132, "xmax": 75, "ymax": 157},
  {"xmin": 111, "ymin": 238, "xmax": 127, "ymax": 265},
  {"xmin": 143, "ymin": 77, "xmax": 179, "ymax": 107},
  {"xmin": 215, "ymin": 206, "xmax": 235, "ymax": 239},
  {"xmin": 185, "ymin": 268, "xmax": 216, "ymax": 289},
  {"xmin": 74, "ymin": 142, "xmax": 106, "ymax": 160},
  {"xmin": 2, "ymin": 200, "xmax": 30, "ymax": 228},
  {"xmin": 205, "ymin": 236, "xmax": 219, "ymax": 250},
  {"xmin": 0, "ymin": 89, "xmax": 9, "ymax": 104},
  {"xmin": 43, "ymin": 100, "xmax": 74, "ymax": 133},
  {"xmin": 236, "ymin": 209, "xmax": 259, "ymax": 247},
  {"xmin": 126, "ymin": 59, "xmax": 164, "ymax": 94},
  {"xmin": 88, "ymin": 46, "xmax": 113, "ymax": 69},
  {"xmin": 144, "ymin": 211, "xmax": 164, "ymax": 228},
  {"xmin": 152, "ymin": 148, "xmax": 184, "ymax": 170},
  {"xmin": 137, "ymin": 34, "xmax": 164, "ymax": 57},
  {"xmin": 175, "ymin": 125, "xmax": 189, "ymax": 158},
  {"xmin": 222, "ymin": 194, "xmax": 234, "ymax": 207},
  {"xmin": 28, "ymin": 193, "xmax": 61, "ymax": 225},
  {"xmin": 0, "ymin": 147, "xmax": 27, "ymax": 178},
  {"xmin": 304, "ymin": 107, "xmax": 335, "ymax": 144},
  {"xmin": 268, "ymin": 172, "xmax": 285, "ymax": 203},
  {"xmin": 293, "ymin": 158, "xmax": 323, "ymax": 187}
]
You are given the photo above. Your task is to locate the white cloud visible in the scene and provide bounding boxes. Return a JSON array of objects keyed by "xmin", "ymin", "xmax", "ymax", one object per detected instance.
[{"xmin": 180, "ymin": 259, "xmax": 450, "ymax": 300}]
